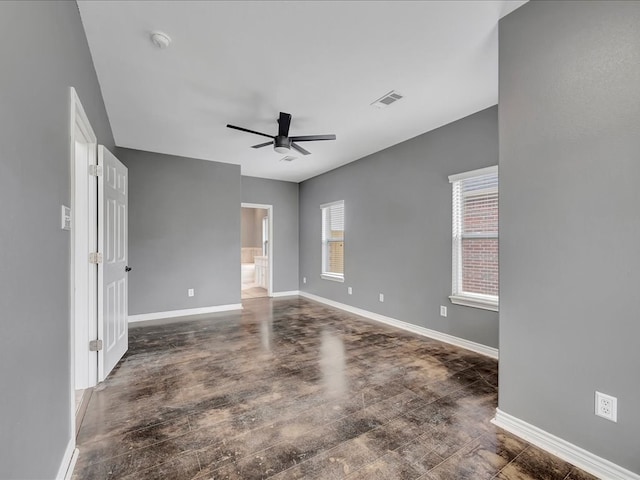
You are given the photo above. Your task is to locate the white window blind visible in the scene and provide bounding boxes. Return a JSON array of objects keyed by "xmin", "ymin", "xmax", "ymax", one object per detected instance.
[
  {"xmin": 321, "ymin": 201, "xmax": 345, "ymax": 281},
  {"xmin": 449, "ymin": 166, "xmax": 498, "ymax": 310}
]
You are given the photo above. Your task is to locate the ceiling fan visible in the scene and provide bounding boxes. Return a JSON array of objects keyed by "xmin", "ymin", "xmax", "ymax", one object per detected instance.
[{"xmin": 227, "ymin": 112, "xmax": 336, "ymax": 156}]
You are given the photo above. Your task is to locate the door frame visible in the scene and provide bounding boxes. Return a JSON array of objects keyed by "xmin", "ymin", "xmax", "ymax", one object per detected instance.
[
  {"xmin": 69, "ymin": 87, "xmax": 99, "ymax": 428},
  {"xmin": 241, "ymin": 203, "xmax": 273, "ymax": 297}
]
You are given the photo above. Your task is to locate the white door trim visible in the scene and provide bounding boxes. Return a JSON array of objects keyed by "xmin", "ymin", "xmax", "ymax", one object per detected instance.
[
  {"xmin": 242, "ymin": 203, "xmax": 273, "ymax": 297},
  {"xmin": 68, "ymin": 87, "xmax": 98, "ymax": 447}
]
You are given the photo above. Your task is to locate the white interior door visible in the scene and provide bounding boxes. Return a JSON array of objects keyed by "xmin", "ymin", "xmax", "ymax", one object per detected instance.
[{"xmin": 98, "ymin": 146, "xmax": 128, "ymax": 381}]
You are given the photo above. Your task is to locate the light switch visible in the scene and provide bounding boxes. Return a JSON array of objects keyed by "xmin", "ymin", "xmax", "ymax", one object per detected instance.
[{"xmin": 61, "ymin": 205, "xmax": 71, "ymax": 231}]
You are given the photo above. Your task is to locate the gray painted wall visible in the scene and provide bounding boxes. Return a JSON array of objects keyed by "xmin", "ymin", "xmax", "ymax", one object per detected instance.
[
  {"xmin": 241, "ymin": 208, "xmax": 266, "ymax": 248},
  {"xmin": 241, "ymin": 176, "xmax": 299, "ymax": 293},
  {"xmin": 499, "ymin": 1, "xmax": 640, "ymax": 472},
  {"xmin": 0, "ymin": 1, "xmax": 114, "ymax": 478},
  {"xmin": 117, "ymin": 148, "xmax": 241, "ymax": 315},
  {"xmin": 299, "ymin": 107, "xmax": 499, "ymax": 348}
]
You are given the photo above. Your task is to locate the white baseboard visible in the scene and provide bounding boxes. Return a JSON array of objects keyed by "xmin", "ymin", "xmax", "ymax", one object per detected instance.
[
  {"xmin": 492, "ymin": 408, "xmax": 640, "ymax": 480},
  {"xmin": 56, "ymin": 438, "xmax": 77, "ymax": 480},
  {"xmin": 128, "ymin": 304, "xmax": 242, "ymax": 323},
  {"xmin": 298, "ymin": 291, "xmax": 498, "ymax": 359},
  {"xmin": 272, "ymin": 290, "xmax": 301, "ymax": 298}
]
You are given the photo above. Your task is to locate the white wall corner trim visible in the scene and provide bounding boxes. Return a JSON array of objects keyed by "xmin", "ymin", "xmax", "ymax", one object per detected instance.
[
  {"xmin": 298, "ymin": 292, "xmax": 498, "ymax": 359},
  {"xmin": 56, "ymin": 439, "xmax": 77, "ymax": 480},
  {"xmin": 128, "ymin": 304, "xmax": 242, "ymax": 323},
  {"xmin": 492, "ymin": 409, "xmax": 640, "ymax": 480},
  {"xmin": 272, "ymin": 290, "xmax": 301, "ymax": 298}
]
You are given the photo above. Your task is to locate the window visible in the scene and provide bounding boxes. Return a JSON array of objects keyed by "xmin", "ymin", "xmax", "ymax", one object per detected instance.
[
  {"xmin": 321, "ymin": 200, "xmax": 345, "ymax": 282},
  {"xmin": 449, "ymin": 166, "xmax": 498, "ymax": 310}
]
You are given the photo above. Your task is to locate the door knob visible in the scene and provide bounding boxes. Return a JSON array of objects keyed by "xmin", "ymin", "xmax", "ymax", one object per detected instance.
[{"xmin": 125, "ymin": 266, "xmax": 132, "ymax": 272}]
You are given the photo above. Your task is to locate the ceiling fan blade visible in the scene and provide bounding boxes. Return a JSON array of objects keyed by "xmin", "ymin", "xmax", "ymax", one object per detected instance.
[
  {"xmin": 278, "ymin": 112, "xmax": 292, "ymax": 137},
  {"xmin": 289, "ymin": 134, "xmax": 336, "ymax": 142},
  {"xmin": 291, "ymin": 142, "xmax": 311, "ymax": 156},
  {"xmin": 227, "ymin": 124, "xmax": 274, "ymax": 139},
  {"xmin": 251, "ymin": 141, "xmax": 273, "ymax": 149}
]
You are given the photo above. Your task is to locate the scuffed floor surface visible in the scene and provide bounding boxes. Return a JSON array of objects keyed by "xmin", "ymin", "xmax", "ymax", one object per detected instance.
[{"xmin": 74, "ymin": 297, "xmax": 596, "ymax": 480}]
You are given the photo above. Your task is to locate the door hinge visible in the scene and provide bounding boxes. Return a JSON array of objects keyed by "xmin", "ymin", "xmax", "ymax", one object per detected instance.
[
  {"xmin": 89, "ymin": 252, "xmax": 103, "ymax": 264},
  {"xmin": 89, "ymin": 339, "xmax": 103, "ymax": 352},
  {"xmin": 89, "ymin": 165, "xmax": 103, "ymax": 177}
]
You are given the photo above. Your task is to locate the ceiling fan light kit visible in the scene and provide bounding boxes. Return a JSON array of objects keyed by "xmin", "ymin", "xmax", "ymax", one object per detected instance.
[
  {"xmin": 227, "ymin": 112, "xmax": 336, "ymax": 156},
  {"xmin": 274, "ymin": 136, "xmax": 291, "ymax": 154}
]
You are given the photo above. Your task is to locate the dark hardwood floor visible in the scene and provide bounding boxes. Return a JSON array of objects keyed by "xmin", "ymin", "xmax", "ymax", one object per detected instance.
[{"xmin": 73, "ymin": 297, "xmax": 597, "ymax": 480}]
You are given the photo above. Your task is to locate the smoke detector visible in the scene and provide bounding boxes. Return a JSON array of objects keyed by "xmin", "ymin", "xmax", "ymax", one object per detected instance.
[
  {"xmin": 150, "ymin": 31, "xmax": 171, "ymax": 49},
  {"xmin": 280, "ymin": 156, "xmax": 297, "ymax": 162},
  {"xmin": 371, "ymin": 90, "xmax": 404, "ymax": 108}
]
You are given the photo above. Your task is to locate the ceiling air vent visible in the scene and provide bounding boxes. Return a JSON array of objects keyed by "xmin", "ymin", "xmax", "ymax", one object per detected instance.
[
  {"xmin": 371, "ymin": 90, "xmax": 404, "ymax": 108},
  {"xmin": 280, "ymin": 155, "xmax": 297, "ymax": 162}
]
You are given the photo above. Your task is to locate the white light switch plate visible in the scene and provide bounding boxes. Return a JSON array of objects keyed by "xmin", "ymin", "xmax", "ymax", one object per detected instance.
[{"xmin": 61, "ymin": 205, "xmax": 71, "ymax": 231}]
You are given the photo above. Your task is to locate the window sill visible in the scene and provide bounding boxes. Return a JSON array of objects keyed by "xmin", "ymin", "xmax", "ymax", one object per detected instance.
[
  {"xmin": 321, "ymin": 274, "xmax": 344, "ymax": 283},
  {"xmin": 449, "ymin": 295, "xmax": 499, "ymax": 312}
]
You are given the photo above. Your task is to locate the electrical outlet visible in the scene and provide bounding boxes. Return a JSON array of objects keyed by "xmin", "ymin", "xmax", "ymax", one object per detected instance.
[
  {"xmin": 188, "ymin": 288, "xmax": 194, "ymax": 297},
  {"xmin": 303, "ymin": 277, "xmax": 307, "ymax": 284},
  {"xmin": 348, "ymin": 287, "xmax": 353, "ymax": 295},
  {"xmin": 595, "ymin": 391, "xmax": 617, "ymax": 422},
  {"xmin": 379, "ymin": 293, "xmax": 384, "ymax": 302},
  {"xmin": 440, "ymin": 306, "xmax": 447, "ymax": 317}
]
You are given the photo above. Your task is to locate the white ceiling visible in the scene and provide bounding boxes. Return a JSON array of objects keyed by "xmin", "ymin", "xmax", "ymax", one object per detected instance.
[{"xmin": 77, "ymin": 1, "xmax": 526, "ymax": 183}]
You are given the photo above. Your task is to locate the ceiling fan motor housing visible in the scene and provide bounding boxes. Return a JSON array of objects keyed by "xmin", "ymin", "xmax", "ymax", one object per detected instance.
[
  {"xmin": 274, "ymin": 135, "xmax": 291, "ymax": 153},
  {"xmin": 226, "ymin": 112, "xmax": 335, "ymax": 156}
]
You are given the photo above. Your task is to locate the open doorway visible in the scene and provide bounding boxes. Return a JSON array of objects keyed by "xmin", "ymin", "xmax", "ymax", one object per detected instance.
[
  {"xmin": 241, "ymin": 203, "xmax": 272, "ymax": 299},
  {"xmin": 69, "ymin": 90, "xmax": 130, "ymax": 440}
]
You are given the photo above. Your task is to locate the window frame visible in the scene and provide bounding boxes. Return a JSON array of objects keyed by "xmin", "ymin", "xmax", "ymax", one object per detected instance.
[
  {"xmin": 448, "ymin": 166, "xmax": 499, "ymax": 311},
  {"xmin": 320, "ymin": 200, "xmax": 345, "ymax": 282}
]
